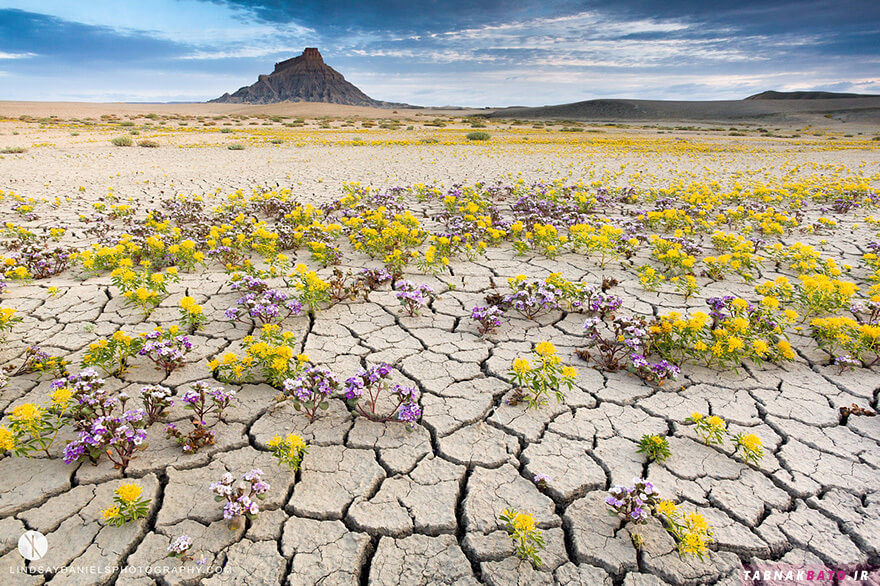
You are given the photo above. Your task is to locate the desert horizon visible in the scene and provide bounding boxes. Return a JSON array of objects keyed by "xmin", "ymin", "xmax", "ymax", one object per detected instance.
[{"xmin": 1, "ymin": 2, "xmax": 879, "ymax": 585}]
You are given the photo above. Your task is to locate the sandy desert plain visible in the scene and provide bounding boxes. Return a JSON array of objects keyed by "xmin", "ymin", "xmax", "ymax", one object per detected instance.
[{"xmin": 0, "ymin": 101, "xmax": 879, "ymax": 585}]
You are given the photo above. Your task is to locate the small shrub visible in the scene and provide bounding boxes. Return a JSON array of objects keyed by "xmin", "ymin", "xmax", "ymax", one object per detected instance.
[
  {"xmin": 499, "ymin": 509, "xmax": 545, "ymax": 567},
  {"xmin": 508, "ymin": 341, "xmax": 576, "ymax": 408},
  {"xmin": 137, "ymin": 139, "xmax": 159, "ymax": 148},
  {"xmin": 637, "ymin": 434, "xmax": 671, "ymax": 462},
  {"xmin": 111, "ymin": 136, "xmax": 133, "ymax": 147},
  {"xmin": 466, "ymin": 131, "xmax": 490, "ymax": 141},
  {"xmin": 0, "ymin": 146, "xmax": 26, "ymax": 154},
  {"xmin": 227, "ymin": 144, "xmax": 245, "ymax": 150},
  {"xmin": 102, "ymin": 483, "xmax": 151, "ymax": 526}
]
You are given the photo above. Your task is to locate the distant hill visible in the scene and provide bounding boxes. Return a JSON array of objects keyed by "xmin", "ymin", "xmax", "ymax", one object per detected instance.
[
  {"xmin": 211, "ymin": 48, "xmax": 407, "ymax": 108},
  {"xmin": 483, "ymin": 95, "xmax": 880, "ymax": 124},
  {"xmin": 746, "ymin": 90, "xmax": 880, "ymax": 100}
]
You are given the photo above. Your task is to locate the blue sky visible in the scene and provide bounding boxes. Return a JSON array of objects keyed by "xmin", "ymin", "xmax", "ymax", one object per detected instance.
[{"xmin": 0, "ymin": 1, "xmax": 877, "ymax": 105}]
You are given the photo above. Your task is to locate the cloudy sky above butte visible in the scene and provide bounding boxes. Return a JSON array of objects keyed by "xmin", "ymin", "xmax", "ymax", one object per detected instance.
[{"xmin": 0, "ymin": 1, "xmax": 877, "ymax": 105}]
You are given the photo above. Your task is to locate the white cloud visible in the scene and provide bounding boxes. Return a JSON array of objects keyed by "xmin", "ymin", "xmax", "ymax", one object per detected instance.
[
  {"xmin": 349, "ymin": 48, "xmax": 498, "ymax": 63},
  {"xmin": 0, "ymin": 51, "xmax": 36, "ymax": 59},
  {"xmin": 436, "ymin": 11, "xmax": 689, "ymax": 42},
  {"xmin": 176, "ymin": 46, "xmax": 309, "ymax": 60},
  {"xmin": 0, "ymin": 1, "xmax": 314, "ymax": 48}
]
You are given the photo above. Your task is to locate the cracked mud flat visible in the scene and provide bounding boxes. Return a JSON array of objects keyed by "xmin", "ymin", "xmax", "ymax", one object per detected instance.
[{"xmin": 1, "ymin": 120, "xmax": 879, "ymax": 585}]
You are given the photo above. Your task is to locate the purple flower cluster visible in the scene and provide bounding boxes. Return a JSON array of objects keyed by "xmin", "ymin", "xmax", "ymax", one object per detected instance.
[
  {"xmin": 181, "ymin": 381, "xmax": 235, "ymax": 425},
  {"xmin": 8, "ymin": 345, "xmax": 67, "ymax": 377},
  {"xmin": 851, "ymin": 300, "xmax": 880, "ymax": 325},
  {"xmin": 630, "ymin": 355, "xmax": 680, "ymax": 385},
  {"xmin": 707, "ymin": 295, "xmax": 780, "ymax": 333},
  {"xmin": 471, "ymin": 305, "xmax": 505, "ymax": 335},
  {"xmin": 360, "ymin": 267, "xmax": 393, "ymax": 287},
  {"xmin": 166, "ymin": 382, "xmax": 235, "ymax": 453},
  {"xmin": 11, "ymin": 244, "xmax": 74, "ymax": 279},
  {"xmin": 140, "ymin": 384, "xmax": 173, "ymax": 425},
  {"xmin": 395, "ymin": 281, "xmax": 434, "ymax": 316},
  {"xmin": 53, "ymin": 368, "xmax": 121, "ymax": 430},
  {"xmin": 706, "ymin": 295, "xmax": 738, "ymax": 322},
  {"xmin": 392, "ymin": 385, "xmax": 421, "ymax": 429},
  {"xmin": 583, "ymin": 315, "xmax": 648, "ymax": 365},
  {"xmin": 344, "ymin": 364, "xmax": 419, "ymax": 428},
  {"xmin": 139, "ymin": 331, "xmax": 193, "ymax": 375},
  {"xmin": 167, "ymin": 535, "xmax": 193, "ymax": 558},
  {"xmin": 606, "ymin": 478, "xmax": 659, "ymax": 524},
  {"xmin": 511, "ymin": 192, "xmax": 589, "ymax": 229},
  {"xmin": 502, "ymin": 280, "xmax": 563, "ymax": 319},
  {"xmin": 664, "ymin": 235, "xmax": 703, "ymax": 256},
  {"xmin": 54, "ymin": 367, "xmax": 104, "ymax": 394},
  {"xmin": 63, "ymin": 409, "xmax": 148, "ymax": 468},
  {"xmin": 344, "ymin": 363, "xmax": 393, "ymax": 401},
  {"xmin": 834, "ymin": 354, "xmax": 861, "ymax": 371},
  {"xmin": 206, "ymin": 245, "xmax": 247, "ymax": 267},
  {"xmin": 226, "ymin": 278, "xmax": 303, "ymax": 325},
  {"xmin": 578, "ymin": 291, "xmax": 623, "ymax": 317},
  {"xmin": 581, "ymin": 313, "xmax": 680, "ymax": 385},
  {"xmin": 282, "ymin": 366, "xmax": 340, "ymax": 422},
  {"xmin": 327, "ymin": 267, "xmax": 393, "ymax": 304},
  {"xmin": 211, "ymin": 469, "xmax": 269, "ymax": 525}
]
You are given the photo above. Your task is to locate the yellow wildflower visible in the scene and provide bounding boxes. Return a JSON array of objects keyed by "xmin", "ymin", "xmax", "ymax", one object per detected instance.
[
  {"xmin": 50, "ymin": 387, "xmax": 73, "ymax": 408},
  {"xmin": 680, "ymin": 532, "xmax": 709, "ymax": 556},
  {"xmin": 12, "ymin": 403, "xmax": 42, "ymax": 423},
  {"xmin": 512, "ymin": 512, "xmax": 536, "ymax": 533},
  {"xmin": 115, "ymin": 483, "xmax": 142, "ymax": 504},
  {"xmin": 512, "ymin": 357, "xmax": 531, "ymax": 373},
  {"xmin": 534, "ymin": 341, "xmax": 556, "ymax": 357},
  {"xmin": 286, "ymin": 434, "xmax": 306, "ymax": 452},
  {"xmin": 685, "ymin": 513, "xmax": 709, "ymax": 534},
  {"xmin": 0, "ymin": 426, "xmax": 14, "ymax": 451},
  {"xmin": 655, "ymin": 500, "xmax": 678, "ymax": 517},
  {"xmin": 738, "ymin": 433, "xmax": 763, "ymax": 452},
  {"xmin": 752, "ymin": 340, "xmax": 769, "ymax": 356}
]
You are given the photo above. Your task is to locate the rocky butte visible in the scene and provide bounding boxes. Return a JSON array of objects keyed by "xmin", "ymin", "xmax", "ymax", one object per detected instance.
[{"xmin": 211, "ymin": 47, "xmax": 404, "ymax": 107}]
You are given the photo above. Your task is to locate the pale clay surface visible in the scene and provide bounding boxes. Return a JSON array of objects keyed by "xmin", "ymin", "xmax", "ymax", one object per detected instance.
[{"xmin": 0, "ymin": 117, "xmax": 879, "ymax": 585}]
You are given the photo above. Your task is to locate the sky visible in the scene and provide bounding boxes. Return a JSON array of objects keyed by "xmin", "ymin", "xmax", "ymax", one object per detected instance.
[{"xmin": 0, "ymin": 1, "xmax": 878, "ymax": 106}]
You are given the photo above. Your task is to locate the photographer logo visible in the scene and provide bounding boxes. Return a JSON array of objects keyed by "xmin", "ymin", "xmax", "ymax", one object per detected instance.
[{"xmin": 18, "ymin": 531, "xmax": 48, "ymax": 561}]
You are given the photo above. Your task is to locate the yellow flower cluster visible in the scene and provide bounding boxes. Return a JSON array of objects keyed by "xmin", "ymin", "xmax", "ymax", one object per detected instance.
[
  {"xmin": 653, "ymin": 499, "xmax": 714, "ymax": 560},
  {"xmin": 651, "ymin": 301, "xmax": 795, "ymax": 368},
  {"xmin": 809, "ymin": 316, "xmax": 880, "ymax": 364},
  {"xmin": 499, "ymin": 508, "xmax": 545, "ymax": 568},
  {"xmin": 0, "ymin": 426, "xmax": 15, "ymax": 451},
  {"xmin": 178, "ymin": 296, "xmax": 206, "ymax": 330},
  {"xmin": 209, "ymin": 324, "xmax": 303, "ymax": 386},
  {"xmin": 267, "ymin": 433, "xmax": 308, "ymax": 470},
  {"xmin": 569, "ymin": 223, "xmax": 634, "ymax": 267},
  {"xmin": 757, "ymin": 274, "xmax": 857, "ymax": 318},
  {"xmin": 289, "ymin": 263, "xmax": 330, "ymax": 310},
  {"xmin": 508, "ymin": 341, "xmax": 576, "ymax": 409},
  {"xmin": 0, "ymin": 307, "xmax": 21, "ymax": 336},
  {"xmin": 115, "ymin": 483, "xmax": 143, "ymax": 504},
  {"xmin": 650, "ymin": 236, "xmax": 696, "ymax": 275}
]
